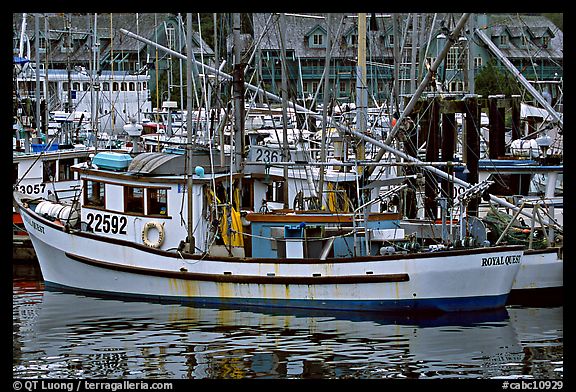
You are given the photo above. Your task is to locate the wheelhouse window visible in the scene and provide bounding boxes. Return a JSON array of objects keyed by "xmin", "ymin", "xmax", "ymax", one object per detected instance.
[
  {"xmin": 125, "ymin": 186, "xmax": 144, "ymax": 214},
  {"xmin": 84, "ymin": 180, "xmax": 105, "ymax": 208},
  {"xmin": 58, "ymin": 158, "xmax": 75, "ymax": 181},
  {"xmin": 147, "ymin": 188, "xmax": 168, "ymax": 216},
  {"xmin": 43, "ymin": 160, "xmax": 57, "ymax": 182}
]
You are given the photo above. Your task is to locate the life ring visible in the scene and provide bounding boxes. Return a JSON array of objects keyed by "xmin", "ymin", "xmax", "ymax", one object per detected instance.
[{"xmin": 142, "ymin": 221, "xmax": 165, "ymax": 248}]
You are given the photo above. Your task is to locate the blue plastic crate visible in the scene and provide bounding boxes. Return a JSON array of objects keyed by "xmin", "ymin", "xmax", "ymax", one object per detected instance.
[{"xmin": 31, "ymin": 143, "xmax": 59, "ymax": 153}]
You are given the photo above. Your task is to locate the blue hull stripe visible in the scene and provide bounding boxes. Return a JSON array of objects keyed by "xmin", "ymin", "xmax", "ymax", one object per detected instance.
[{"xmin": 45, "ymin": 281, "xmax": 509, "ymax": 313}]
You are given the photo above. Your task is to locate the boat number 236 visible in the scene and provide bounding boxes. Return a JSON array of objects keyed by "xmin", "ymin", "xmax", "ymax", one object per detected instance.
[{"xmin": 86, "ymin": 212, "xmax": 127, "ymax": 234}]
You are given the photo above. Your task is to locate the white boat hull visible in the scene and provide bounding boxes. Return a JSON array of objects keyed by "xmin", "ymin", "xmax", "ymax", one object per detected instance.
[
  {"xmin": 509, "ymin": 248, "xmax": 563, "ymax": 303},
  {"xmin": 19, "ymin": 205, "xmax": 524, "ymax": 313}
]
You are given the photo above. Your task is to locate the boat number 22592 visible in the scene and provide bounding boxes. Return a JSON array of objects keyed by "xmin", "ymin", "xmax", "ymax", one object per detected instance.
[{"xmin": 86, "ymin": 212, "xmax": 127, "ymax": 234}]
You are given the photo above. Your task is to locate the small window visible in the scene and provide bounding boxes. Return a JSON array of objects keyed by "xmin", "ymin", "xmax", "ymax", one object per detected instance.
[
  {"xmin": 499, "ymin": 35, "xmax": 508, "ymax": 46},
  {"xmin": 147, "ymin": 188, "xmax": 168, "ymax": 216},
  {"xmin": 542, "ymin": 36, "xmax": 550, "ymax": 47},
  {"xmin": 129, "ymin": 82, "xmax": 135, "ymax": 91},
  {"xmin": 312, "ymin": 33, "xmax": 324, "ymax": 46},
  {"xmin": 348, "ymin": 34, "xmax": 357, "ymax": 47},
  {"xmin": 474, "ymin": 56, "xmax": 483, "ymax": 68},
  {"xmin": 84, "ymin": 180, "xmax": 105, "ymax": 208},
  {"xmin": 113, "ymin": 82, "xmax": 119, "ymax": 92},
  {"xmin": 121, "ymin": 82, "xmax": 127, "ymax": 91},
  {"xmin": 125, "ymin": 186, "xmax": 144, "ymax": 214},
  {"xmin": 58, "ymin": 158, "xmax": 75, "ymax": 181},
  {"xmin": 43, "ymin": 160, "xmax": 57, "ymax": 182},
  {"xmin": 340, "ymin": 81, "xmax": 347, "ymax": 93},
  {"xmin": 103, "ymin": 82, "xmax": 110, "ymax": 91},
  {"xmin": 73, "ymin": 82, "xmax": 80, "ymax": 91},
  {"xmin": 83, "ymin": 82, "xmax": 90, "ymax": 91}
]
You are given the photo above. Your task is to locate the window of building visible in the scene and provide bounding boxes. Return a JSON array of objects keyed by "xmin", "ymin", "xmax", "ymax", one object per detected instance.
[
  {"xmin": 103, "ymin": 82, "xmax": 110, "ymax": 91},
  {"xmin": 129, "ymin": 82, "xmax": 135, "ymax": 91},
  {"xmin": 474, "ymin": 56, "xmax": 483, "ymax": 68},
  {"xmin": 121, "ymin": 82, "xmax": 127, "ymax": 91},
  {"xmin": 387, "ymin": 34, "xmax": 394, "ymax": 46},
  {"xmin": 499, "ymin": 35, "xmax": 509, "ymax": 46},
  {"xmin": 125, "ymin": 186, "xmax": 144, "ymax": 214},
  {"xmin": 446, "ymin": 47, "xmax": 460, "ymax": 70},
  {"xmin": 348, "ymin": 34, "xmax": 357, "ymax": 47},
  {"xmin": 340, "ymin": 81, "xmax": 347, "ymax": 93},
  {"xmin": 58, "ymin": 158, "xmax": 75, "ymax": 181},
  {"xmin": 449, "ymin": 81, "xmax": 464, "ymax": 92},
  {"xmin": 83, "ymin": 82, "xmax": 90, "ymax": 91},
  {"xmin": 73, "ymin": 82, "xmax": 80, "ymax": 91},
  {"xmin": 43, "ymin": 160, "xmax": 56, "ymax": 182},
  {"xmin": 312, "ymin": 33, "xmax": 324, "ymax": 46},
  {"xmin": 542, "ymin": 36, "xmax": 550, "ymax": 47},
  {"xmin": 166, "ymin": 26, "xmax": 176, "ymax": 50},
  {"xmin": 84, "ymin": 180, "xmax": 105, "ymax": 208},
  {"xmin": 113, "ymin": 82, "xmax": 119, "ymax": 91},
  {"xmin": 147, "ymin": 188, "xmax": 168, "ymax": 216},
  {"xmin": 302, "ymin": 81, "xmax": 309, "ymax": 93}
]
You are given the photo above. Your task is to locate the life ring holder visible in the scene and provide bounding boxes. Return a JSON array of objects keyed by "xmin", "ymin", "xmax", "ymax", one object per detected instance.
[{"xmin": 142, "ymin": 221, "xmax": 165, "ymax": 248}]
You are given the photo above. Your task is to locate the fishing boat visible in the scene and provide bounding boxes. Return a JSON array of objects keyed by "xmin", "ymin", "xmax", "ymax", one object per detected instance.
[
  {"xmin": 15, "ymin": 11, "xmax": 530, "ymax": 313},
  {"xmin": 14, "ymin": 147, "xmax": 524, "ymax": 313},
  {"xmin": 479, "ymin": 160, "xmax": 563, "ymax": 303}
]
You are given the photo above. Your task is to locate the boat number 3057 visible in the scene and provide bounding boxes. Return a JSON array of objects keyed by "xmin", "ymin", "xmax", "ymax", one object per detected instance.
[
  {"xmin": 13, "ymin": 183, "xmax": 46, "ymax": 195},
  {"xmin": 86, "ymin": 212, "xmax": 127, "ymax": 234}
]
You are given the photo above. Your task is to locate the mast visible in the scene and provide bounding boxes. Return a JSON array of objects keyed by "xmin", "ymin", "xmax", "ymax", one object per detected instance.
[
  {"xmin": 34, "ymin": 14, "xmax": 41, "ymax": 135},
  {"xmin": 318, "ymin": 13, "xmax": 332, "ymax": 207},
  {"xmin": 92, "ymin": 13, "xmax": 99, "ymax": 135},
  {"xmin": 356, "ymin": 13, "xmax": 368, "ymax": 173},
  {"xmin": 278, "ymin": 13, "xmax": 290, "ymax": 208},
  {"xmin": 232, "ymin": 13, "xmax": 245, "ymax": 209},
  {"xmin": 185, "ymin": 13, "xmax": 195, "ymax": 253},
  {"xmin": 65, "ymin": 14, "xmax": 72, "ymax": 114}
]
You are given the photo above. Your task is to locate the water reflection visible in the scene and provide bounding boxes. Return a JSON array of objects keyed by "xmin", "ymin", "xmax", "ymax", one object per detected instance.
[{"xmin": 13, "ymin": 268, "xmax": 563, "ymax": 379}]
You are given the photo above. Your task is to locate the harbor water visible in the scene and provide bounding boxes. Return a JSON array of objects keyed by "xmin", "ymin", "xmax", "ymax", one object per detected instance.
[{"xmin": 13, "ymin": 263, "xmax": 563, "ymax": 380}]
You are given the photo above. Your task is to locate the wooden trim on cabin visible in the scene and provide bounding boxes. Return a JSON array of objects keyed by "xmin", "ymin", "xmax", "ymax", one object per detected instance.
[{"xmin": 64, "ymin": 252, "xmax": 410, "ymax": 285}]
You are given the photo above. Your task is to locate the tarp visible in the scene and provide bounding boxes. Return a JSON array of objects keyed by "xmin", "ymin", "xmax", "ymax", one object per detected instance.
[
  {"xmin": 521, "ymin": 103, "xmax": 563, "ymax": 123},
  {"xmin": 13, "ymin": 56, "xmax": 29, "ymax": 65}
]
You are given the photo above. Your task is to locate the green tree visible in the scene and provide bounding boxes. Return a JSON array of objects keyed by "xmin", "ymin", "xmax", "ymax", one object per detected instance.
[{"xmin": 474, "ymin": 59, "xmax": 522, "ymax": 97}]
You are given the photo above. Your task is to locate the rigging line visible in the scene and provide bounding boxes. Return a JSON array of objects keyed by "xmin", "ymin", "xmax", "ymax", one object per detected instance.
[
  {"xmin": 192, "ymin": 66, "xmax": 219, "ymax": 221},
  {"xmin": 196, "ymin": 13, "xmax": 210, "ymax": 142}
]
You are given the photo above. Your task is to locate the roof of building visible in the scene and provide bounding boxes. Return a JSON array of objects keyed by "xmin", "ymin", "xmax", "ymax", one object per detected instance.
[
  {"xmin": 13, "ymin": 13, "xmax": 213, "ymax": 64},
  {"xmin": 249, "ymin": 13, "xmax": 563, "ymax": 65}
]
